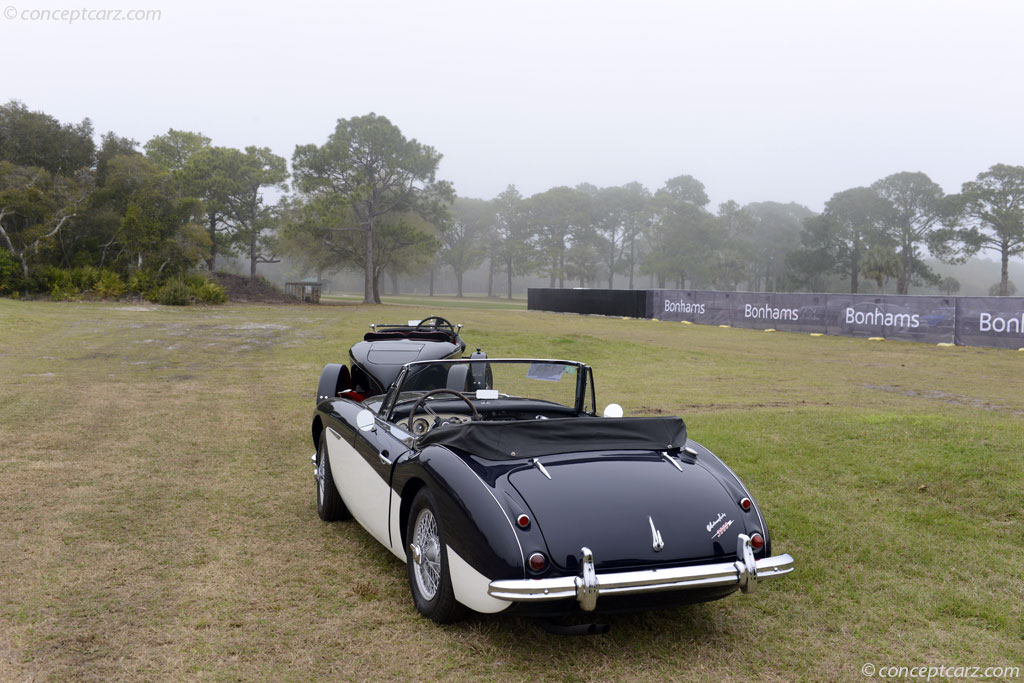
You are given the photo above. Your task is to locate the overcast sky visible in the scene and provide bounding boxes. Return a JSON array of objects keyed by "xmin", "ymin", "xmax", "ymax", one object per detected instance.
[{"xmin": 3, "ymin": 0, "xmax": 1024, "ymax": 210}]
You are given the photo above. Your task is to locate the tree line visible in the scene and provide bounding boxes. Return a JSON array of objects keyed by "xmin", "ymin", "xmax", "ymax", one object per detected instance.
[{"xmin": 2, "ymin": 100, "xmax": 1022, "ymax": 302}]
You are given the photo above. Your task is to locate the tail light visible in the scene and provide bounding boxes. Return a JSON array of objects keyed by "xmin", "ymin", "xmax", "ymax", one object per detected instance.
[
  {"xmin": 750, "ymin": 533, "xmax": 764, "ymax": 551},
  {"xmin": 528, "ymin": 552, "xmax": 547, "ymax": 571},
  {"xmin": 739, "ymin": 497, "xmax": 752, "ymax": 511},
  {"xmin": 516, "ymin": 514, "xmax": 530, "ymax": 528}
]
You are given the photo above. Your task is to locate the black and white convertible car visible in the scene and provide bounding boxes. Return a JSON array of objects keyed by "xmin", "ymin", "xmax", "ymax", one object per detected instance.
[{"xmin": 311, "ymin": 316, "xmax": 793, "ymax": 623}]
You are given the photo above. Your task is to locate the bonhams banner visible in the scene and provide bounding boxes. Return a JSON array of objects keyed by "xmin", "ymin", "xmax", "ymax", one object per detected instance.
[
  {"xmin": 955, "ymin": 297, "xmax": 1024, "ymax": 349},
  {"xmin": 647, "ymin": 290, "xmax": 1015, "ymax": 347},
  {"xmin": 827, "ymin": 294, "xmax": 955, "ymax": 344},
  {"xmin": 532, "ymin": 288, "xmax": 1023, "ymax": 349}
]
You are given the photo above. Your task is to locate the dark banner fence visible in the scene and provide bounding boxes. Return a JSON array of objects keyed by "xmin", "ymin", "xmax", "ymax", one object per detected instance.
[
  {"xmin": 527, "ymin": 288, "xmax": 647, "ymax": 318},
  {"xmin": 528, "ymin": 288, "xmax": 1024, "ymax": 350}
]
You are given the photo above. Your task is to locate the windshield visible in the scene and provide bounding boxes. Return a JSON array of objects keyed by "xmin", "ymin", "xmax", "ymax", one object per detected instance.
[{"xmin": 386, "ymin": 359, "xmax": 586, "ymax": 416}]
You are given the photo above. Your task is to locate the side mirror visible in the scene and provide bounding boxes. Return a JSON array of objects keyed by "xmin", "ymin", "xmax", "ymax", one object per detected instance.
[
  {"xmin": 356, "ymin": 409, "xmax": 376, "ymax": 432},
  {"xmin": 602, "ymin": 403, "xmax": 624, "ymax": 418}
]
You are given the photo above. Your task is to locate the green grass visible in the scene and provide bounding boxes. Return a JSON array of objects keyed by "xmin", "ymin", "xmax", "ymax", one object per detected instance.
[{"xmin": 0, "ymin": 300, "xmax": 1021, "ymax": 681}]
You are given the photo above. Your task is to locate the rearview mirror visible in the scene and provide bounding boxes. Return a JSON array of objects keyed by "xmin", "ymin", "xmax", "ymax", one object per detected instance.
[
  {"xmin": 356, "ymin": 409, "xmax": 376, "ymax": 432},
  {"xmin": 602, "ymin": 403, "xmax": 624, "ymax": 418}
]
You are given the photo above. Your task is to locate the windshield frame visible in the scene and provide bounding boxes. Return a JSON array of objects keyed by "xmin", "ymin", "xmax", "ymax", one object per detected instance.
[{"xmin": 380, "ymin": 358, "xmax": 592, "ymax": 422}]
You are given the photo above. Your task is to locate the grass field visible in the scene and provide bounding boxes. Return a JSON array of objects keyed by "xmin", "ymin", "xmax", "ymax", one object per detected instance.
[{"xmin": 0, "ymin": 299, "xmax": 1021, "ymax": 681}]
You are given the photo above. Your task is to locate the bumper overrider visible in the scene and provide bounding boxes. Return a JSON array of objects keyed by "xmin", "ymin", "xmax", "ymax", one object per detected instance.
[{"xmin": 488, "ymin": 534, "xmax": 794, "ymax": 611}]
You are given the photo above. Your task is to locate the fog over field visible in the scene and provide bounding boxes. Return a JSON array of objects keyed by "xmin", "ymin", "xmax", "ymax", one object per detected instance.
[{"xmin": 3, "ymin": 0, "xmax": 1024, "ymax": 209}]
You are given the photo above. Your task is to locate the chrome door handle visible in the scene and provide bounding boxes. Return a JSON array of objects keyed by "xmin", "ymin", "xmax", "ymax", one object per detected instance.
[{"xmin": 379, "ymin": 450, "xmax": 392, "ymax": 466}]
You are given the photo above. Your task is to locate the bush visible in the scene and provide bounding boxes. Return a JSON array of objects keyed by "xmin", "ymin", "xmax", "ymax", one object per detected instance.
[
  {"xmin": 94, "ymin": 270, "xmax": 126, "ymax": 299},
  {"xmin": 195, "ymin": 281, "xmax": 227, "ymax": 304},
  {"xmin": 43, "ymin": 267, "xmax": 74, "ymax": 292},
  {"xmin": 0, "ymin": 250, "xmax": 26, "ymax": 294},
  {"xmin": 127, "ymin": 270, "xmax": 158, "ymax": 297},
  {"xmin": 50, "ymin": 283, "xmax": 79, "ymax": 301},
  {"xmin": 151, "ymin": 279, "xmax": 192, "ymax": 306},
  {"xmin": 70, "ymin": 266, "xmax": 101, "ymax": 291},
  {"xmin": 183, "ymin": 273, "xmax": 208, "ymax": 290}
]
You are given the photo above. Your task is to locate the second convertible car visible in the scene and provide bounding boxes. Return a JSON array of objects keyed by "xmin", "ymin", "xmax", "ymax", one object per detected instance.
[{"xmin": 311, "ymin": 323, "xmax": 793, "ymax": 623}]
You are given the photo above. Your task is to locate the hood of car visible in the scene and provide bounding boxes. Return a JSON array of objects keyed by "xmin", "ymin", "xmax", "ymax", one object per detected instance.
[{"xmin": 509, "ymin": 452, "xmax": 747, "ymax": 572}]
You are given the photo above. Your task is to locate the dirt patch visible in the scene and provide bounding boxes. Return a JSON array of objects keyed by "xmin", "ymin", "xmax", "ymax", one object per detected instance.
[
  {"xmin": 212, "ymin": 273, "xmax": 297, "ymax": 304},
  {"xmin": 862, "ymin": 384, "xmax": 1024, "ymax": 415}
]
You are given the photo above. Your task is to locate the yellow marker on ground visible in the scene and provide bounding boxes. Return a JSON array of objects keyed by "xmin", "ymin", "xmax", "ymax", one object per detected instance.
[
  {"xmin": 764, "ymin": 329, "xmax": 776, "ymax": 333},
  {"xmin": 810, "ymin": 333, "xmax": 824, "ymax": 337},
  {"xmin": 681, "ymin": 320, "xmax": 693, "ymax": 325},
  {"xmin": 719, "ymin": 324, "xmax": 731, "ymax": 328},
  {"xmin": 868, "ymin": 337, "xmax": 885, "ymax": 341},
  {"xmin": 937, "ymin": 343, "xmax": 955, "ymax": 347}
]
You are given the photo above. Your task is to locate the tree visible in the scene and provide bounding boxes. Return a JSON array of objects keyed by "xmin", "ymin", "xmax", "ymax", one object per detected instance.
[
  {"xmin": 279, "ymin": 194, "xmax": 438, "ymax": 296},
  {"xmin": 529, "ymin": 186, "xmax": 590, "ymax": 288},
  {"xmin": 821, "ymin": 187, "xmax": 891, "ymax": 293},
  {"xmin": 710, "ymin": 200, "xmax": 755, "ymax": 290},
  {"xmin": 787, "ymin": 214, "xmax": 837, "ymax": 292},
  {"xmin": 177, "ymin": 146, "xmax": 239, "ymax": 271},
  {"xmin": 0, "ymin": 161, "xmax": 93, "ymax": 278},
  {"xmin": 942, "ymin": 164, "xmax": 1024, "ymax": 297},
  {"xmin": 871, "ymin": 172, "xmax": 947, "ymax": 294},
  {"xmin": 861, "ymin": 247, "xmax": 901, "ymax": 293},
  {"xmin": 0, "ymin": 100, "xmax": 95, "ymax": 175},
  {"xmin": 988, "ymin": 280, "xmax": 1016, "ymax": 296},
  {"xmin": 493, "ymin": 185, "xmax": 534, "ymax": 299},
  {"xmin": 218, "ymin": 147, "xmax": 288, "ymax": 279},
  {"xmin": 939, "ymin": 275, "xmax": 960, "ymax": 295},
  {"xmin": 442, "ymin": 198, "xmax": 490, "ymax": 297},
  {"xmin": 102, "ymin": 155, "xmax": 208, "ymax": 274},
  {"xmin": 95, "ymin": 132, "xmax": 141, "ymax": 186},
  {"xmin": 744, "ymin": 201, "xmax": 813, "ymax": 291},
  {"xmin": 144, "ymin": 129, "xmax": 213, "ymax": 173},
  {"xmin": 645, "ymin": 175, "xmax": 713, "ymax": 288},
  {"xmin": 293, "ymin": 113, "xmax": 452, "ymax": 303},
  {"xmin": 589, "ymin": 183, "xmax": 652, "ymax": 289}
]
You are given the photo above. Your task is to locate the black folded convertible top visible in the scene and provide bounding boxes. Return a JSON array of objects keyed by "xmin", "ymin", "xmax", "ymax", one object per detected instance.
[{"xmin": 416, "ymin": 416, "xmax": 687, "ymax": 460}]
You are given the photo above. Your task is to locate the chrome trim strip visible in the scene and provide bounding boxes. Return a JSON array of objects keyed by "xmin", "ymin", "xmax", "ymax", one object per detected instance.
[
  {"xmin": 532, "ymin": 458, "xmax": 552, "ymax": 480},
  {"xmin": 487, "ymin": 552, "xmax": 794, "ymax": 605},
  {"xmin": 326, "ymin": 426, "xmax": 342, "ymax": 440},
  {"xmin": 661, "ymin": 452, "xmax": 683, "ymax": 471}
]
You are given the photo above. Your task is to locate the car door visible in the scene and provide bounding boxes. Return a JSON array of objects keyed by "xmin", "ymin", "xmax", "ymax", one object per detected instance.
[{"xmin": 324, "ymin": 413, "xmax": 397, "ymax": 549}]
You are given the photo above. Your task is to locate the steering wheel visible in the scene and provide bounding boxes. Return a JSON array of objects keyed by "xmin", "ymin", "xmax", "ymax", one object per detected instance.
[
  {"xmin": 408, "ymin": 389, "xmax": 480, "ymax": 435},
  {"xmin": 415, "ymin": 316, "xmax": 457, "ymax": 337}
]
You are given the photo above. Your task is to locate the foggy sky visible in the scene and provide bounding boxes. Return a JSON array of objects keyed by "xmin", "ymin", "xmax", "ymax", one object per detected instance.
[{"xmin": 3, "ymin": 0, "xmax": 1024, "ymax": 210}]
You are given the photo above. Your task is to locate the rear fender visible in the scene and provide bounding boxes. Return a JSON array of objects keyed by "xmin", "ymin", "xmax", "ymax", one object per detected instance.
[
  {"xmin": 687, "ymin": 439, "xmax": 772, "ymax": 556},
  {"xmin": 393, "ymin": 445, "xmax": 525, "ymax": 581}
]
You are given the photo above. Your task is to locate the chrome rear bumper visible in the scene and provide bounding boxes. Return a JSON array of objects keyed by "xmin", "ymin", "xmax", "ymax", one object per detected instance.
[{"xmin": 487, "ymin": 534, "xmax": 794, "ymax": 611}]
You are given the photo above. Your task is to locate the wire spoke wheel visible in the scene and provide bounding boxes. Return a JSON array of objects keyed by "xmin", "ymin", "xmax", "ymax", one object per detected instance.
[
  {"xmin": 315, "ymin": 449, "xmax": 325, "ymax": 505},
  {"xmin": 412, "ymin": 508, "xmax": 441, "ymax": 600}
]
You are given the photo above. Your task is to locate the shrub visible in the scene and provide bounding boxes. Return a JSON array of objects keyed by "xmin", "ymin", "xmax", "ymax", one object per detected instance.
[
  {"xmin": 127, "ymin": 270, "xmax": 158, "ymax": 296},
  {"xmin": 43, "ymin": 267, "xmax": 74, "ymax": 292},
  {"xmin": 151, "ymin": 279, "xmax": 192, "ymax": 306},
  {"xmin": 0, "ymin": 250, "xmax": 26, "ymax": 294},
  {"xmin": 94, "ymin": 270, "xmax": 126, "ymax": 299},
  {"xmin": 50, "ymin": 283, "xmax": 79, "ymax": 301},
  {"xmin": 70, "ymin": 266, "xmax": 101, "ymax": 291},
  {"xmin": 183, "ymin": 273, "xmax": 208, "ymax": 290},
  {"xmin": 195, "ymin": 281, "xmax": 227, "ymax": 304}
]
